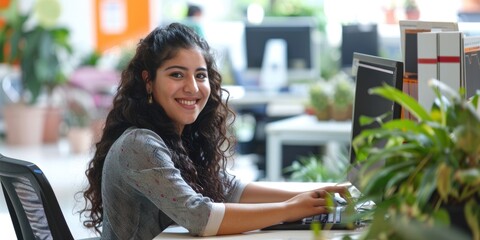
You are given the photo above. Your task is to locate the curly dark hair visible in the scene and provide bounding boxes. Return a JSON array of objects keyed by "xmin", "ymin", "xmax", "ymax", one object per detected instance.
[{"xmin": 79, "ymin": 23, "xmax": 236, "ymax": 233}]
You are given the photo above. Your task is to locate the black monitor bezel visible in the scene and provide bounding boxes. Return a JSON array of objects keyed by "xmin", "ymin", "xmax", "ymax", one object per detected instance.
[
  {"xmin": 243, "ymin": 17, "xmax": 319, "ymax": 81},
  {"xmin": 347, "ymin": 52, "xmax": 404, "ymax": 191}
]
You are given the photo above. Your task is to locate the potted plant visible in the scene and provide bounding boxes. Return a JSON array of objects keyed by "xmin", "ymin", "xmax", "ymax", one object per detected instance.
[
  {"xmin": 383, "ymin": 0, "xmax": 397, "ymax": 24},
  {"xmin": 331, "ymin": 73, "xmax": 354, "ymax": 121},
  {"xmin": 65, "ymin": 88, "xmax": 94, "ymax": 154},
  {"xmin": 404, "ymin": 0, "xmax": 420, "ymax": 20},
  {"xmin": 1, "ymin": 0, "xmax": 73, "ymax": 145},
  {"xmin": 351, "ymin": 79, "xmax": 480, "ymax": 239},
  {"xmin": 284, "ymin": 147, "xmax": 349, "ymax": 182},
  {"xmin": 308, "ymin": 81, "xmax": 331, "ymax": 121}
]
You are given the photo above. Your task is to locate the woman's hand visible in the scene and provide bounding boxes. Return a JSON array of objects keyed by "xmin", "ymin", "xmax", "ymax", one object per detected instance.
[{"xmin": 282, "ymin": 185, "xmax": 348, "ymax": 223}]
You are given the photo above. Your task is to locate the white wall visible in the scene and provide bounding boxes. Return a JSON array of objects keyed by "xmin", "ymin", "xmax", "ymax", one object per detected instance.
[
  {"xmin": 57, "ymin": 0, "xmax": 95, "ymax": 56},
  {"xmin": 17, "ymin": 0, "xmax": 464, "ymax": 66}
]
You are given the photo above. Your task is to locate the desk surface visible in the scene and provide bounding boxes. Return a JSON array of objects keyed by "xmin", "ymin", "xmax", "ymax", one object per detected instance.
[
  {"xmin": 266, "ymin": 115, "xmax": 351, "ymax": 135},
  {"xmin": 224, "ymin": 86, "xmax": 308, "ymax": 117},
  {"xmin": 154, "ymin": 226, "xmax": 365, "ymax": 239}
]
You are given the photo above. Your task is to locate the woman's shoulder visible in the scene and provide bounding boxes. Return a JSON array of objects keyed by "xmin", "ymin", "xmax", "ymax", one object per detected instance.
[
  {"xmin": 121, "ymin": 127, "xmax": 163, "ymax": 142},
  {"xmin": 117, "ymin": 127, "xmax": 168, "ymax": 150},
  {"xmin": 111, "ymin": 127, "xmax": 172, "ymax": 167}
]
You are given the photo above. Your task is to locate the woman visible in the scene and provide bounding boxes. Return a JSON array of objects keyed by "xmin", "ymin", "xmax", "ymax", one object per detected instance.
[{"xmin": 80, "ymin": 23, "xmax": 346, "ymax": 239}]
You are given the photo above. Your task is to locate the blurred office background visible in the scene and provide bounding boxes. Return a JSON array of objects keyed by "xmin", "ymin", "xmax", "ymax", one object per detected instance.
[{"xmin": 1, "ymin": 0, "xmax": 479, "ymax": 239}]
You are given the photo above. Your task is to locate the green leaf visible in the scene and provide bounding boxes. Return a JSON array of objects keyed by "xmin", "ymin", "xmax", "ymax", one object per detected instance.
[
  {"xmin": 359, "ymin": 115, "xmax": 376, "ymax": 126},
  {"xmin": 430, "ymin": 78, "xmax": 462, "ymax": 102},
  {"xmin": 310, "ymin": 220, "xmax": 321, "ymax": 238},
  {"xmin": 431, "ymin": 208, "xmax": 451, "ymax": 226},
  {"xmin": 362, "ymin": 159, "xmax": 417, "ymax": 197},
  {"xmin": 369, "ymin": 84, "xmax": 432, "ymax": 121},
  {"xmin": 455, "ymin": 169, "xmax": 480, "ymax": 185},
  {"xmin": 470, "ymin": 91, "xmax": 480, "ymax": 109},
  {"xmin": 382, "ymin": 119, "xmax": 442, "ymax": 147},
  {"xmin": 436, "ymin": 163, "xmax": 452, "ymax": 202},
  {"xmin": 451, "ymin": 104, "xmax": 480, "ymax": 156},
  {"xmin": 414, "ymin": 166, "xmax": 437, "ymax": 207},
  {"xmin": 465, "ymin": 199, "xmax": 480, "ymax": 240}
]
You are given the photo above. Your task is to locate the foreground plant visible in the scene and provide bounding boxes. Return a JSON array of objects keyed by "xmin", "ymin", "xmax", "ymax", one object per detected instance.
[{"xmin": 352, "ymin": 79, "xmax": 480, "ymax": 240}]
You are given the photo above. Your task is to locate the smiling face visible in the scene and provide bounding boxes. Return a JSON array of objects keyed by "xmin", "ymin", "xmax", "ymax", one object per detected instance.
[{"xmin": 145, "ymin": 47, "xmax": 211, "ymax": 133}]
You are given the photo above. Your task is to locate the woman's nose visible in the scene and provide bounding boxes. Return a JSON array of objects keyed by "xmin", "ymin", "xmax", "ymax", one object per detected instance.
[{"xmin": 184, "ymin": 76, "xmax": 199, "ymax": 93}]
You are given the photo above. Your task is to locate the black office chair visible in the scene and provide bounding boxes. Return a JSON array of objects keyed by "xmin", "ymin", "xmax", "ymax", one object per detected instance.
[{"xmin": 0, "ymin": 154, "xmax": 99, "ymax": 240}]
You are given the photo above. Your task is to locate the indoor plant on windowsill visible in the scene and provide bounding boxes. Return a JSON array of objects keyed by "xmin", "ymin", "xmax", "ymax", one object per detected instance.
[
  {"xmin": 331, "ymin": 73, "xmax": 354, "ymax": 121},
  {"xmin": 352, "ymin": 79, "xmax": 479, "ymax": 240},
  {"xmin": 0, "ymin": 0, "xmax": 73, "ymax": 145},
  {"xmin": 307, "ymin": 81, "xmax": 332, "ymax": 121},
  {"xmin": 404, "ymin": 0, "xmax": 420, "ymax": 20}
]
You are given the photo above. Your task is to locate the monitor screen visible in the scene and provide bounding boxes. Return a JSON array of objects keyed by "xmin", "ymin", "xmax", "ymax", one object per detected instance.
[
  {"xmin": 348, "ymin": 53, "xmax": 403, "ymax": 181},
  {"xmin": 244, "ymin": 17, "xmax": 319, "ymax": 82},
  {"xmin": 341, "ymin": 24, "xmax": 379, "ymax": 70}
]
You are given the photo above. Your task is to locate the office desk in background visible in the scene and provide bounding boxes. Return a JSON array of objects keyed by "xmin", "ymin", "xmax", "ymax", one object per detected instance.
[
  {"xmin": 265, "ymin": 115, "xmax": 352, "ymax": 181},
  {"xmin": 225, "ymin": 85, "xmax": 308, "ymax": 117}
]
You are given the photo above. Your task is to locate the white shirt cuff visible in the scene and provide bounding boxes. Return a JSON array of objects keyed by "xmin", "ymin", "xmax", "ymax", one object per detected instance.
[{"xmin": 201, "ymin": 203, "xmax": 225, "ymax": 236}]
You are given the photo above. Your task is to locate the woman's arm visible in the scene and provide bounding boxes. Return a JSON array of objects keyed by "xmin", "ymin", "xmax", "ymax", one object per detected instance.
[
  {"xmin": 239, "ymin": 182, "xmax": 347, "ymax": 203},
  {"xmin": 217, "ymin": 190, "xmax": 335, "ymax": 235}
]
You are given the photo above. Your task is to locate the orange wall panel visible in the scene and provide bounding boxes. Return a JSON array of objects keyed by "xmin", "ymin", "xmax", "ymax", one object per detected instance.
[
  {"xmin": 0, "ymin": 0, "xmax": 11, "ymax": 26},
  {"xmin": 95, "ymin": 0, "xmax": 150, "ymax": 52},
  {"xmin": 0, "ymin": 0, "xmax": 9, "ymax": 8}
]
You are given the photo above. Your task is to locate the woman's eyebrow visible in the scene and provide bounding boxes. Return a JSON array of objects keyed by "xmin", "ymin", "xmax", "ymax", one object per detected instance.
[
  {"xmin": 164, "ymin": 66, "xmax": 207, "ymax": 72},
  {"xmin": 164, "ymin": 65, "xmax": 188, "ymax": 71}
]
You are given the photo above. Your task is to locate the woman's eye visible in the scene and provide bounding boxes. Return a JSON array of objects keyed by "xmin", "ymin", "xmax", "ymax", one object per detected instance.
[
  {"xmin": 170, "ymin": 72, "xmax": 183, "ymax": 78},
  {"xmin": 196, "ymin": 73, "xmax": 208, "ymax": 80}
]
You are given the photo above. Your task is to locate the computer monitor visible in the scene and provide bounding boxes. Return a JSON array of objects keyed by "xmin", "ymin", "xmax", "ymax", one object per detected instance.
[
  {"xmin": 244, "ymin": 17, "xmax": 319, "ymax": 83},
  {"xmin": 347, "ymin": 53, "xmax": 404, "ymax": 188},
  {"xmin": 341, "ymin": 24, "xmax": 379, "ymax": 71}
]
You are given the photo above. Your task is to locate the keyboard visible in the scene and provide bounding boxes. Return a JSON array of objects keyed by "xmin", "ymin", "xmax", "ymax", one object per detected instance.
[
  {"xmin": 304, "ymin": 207, "xmax": 343, "ymax": 225},
  {"xmin": 262, "ymin": 206, "xmax": 353, "ymax": 230}
]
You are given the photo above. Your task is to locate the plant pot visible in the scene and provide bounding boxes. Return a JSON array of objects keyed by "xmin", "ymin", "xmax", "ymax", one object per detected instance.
[
  {"xmin": 405, "ymin": 9, "xmax": 420, "ymax": 20},
  {"xmin": 3, "ymin": 103, "xmax": 46, "ymax": 146},
  {"xmin": 384, "ymin": 8, "xmax": 397, "ymax": 24},
  {"xmin": 67, "ymin": 127, "xmax": 93, "ymax": 154},
  {"xmin": 314, "ymin": 105, "xmax": 332, "ymax": 121},
  {"xmin": 331, "ymin": 104, "xmax": 352, "ymax": 121},
  {"xmin": 43, "ymin": 106, "xmax": 63, "ymax": 143}
]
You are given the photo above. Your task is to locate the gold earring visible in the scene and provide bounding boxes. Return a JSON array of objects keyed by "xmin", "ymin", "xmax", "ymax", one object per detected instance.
[{"xmin": 148, "ymin": 93, "xmax": 153, "ymax": 104}]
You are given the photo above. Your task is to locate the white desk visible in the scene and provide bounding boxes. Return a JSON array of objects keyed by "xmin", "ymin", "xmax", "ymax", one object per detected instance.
[
  {"xmin": 154, "ymin": 226, "xmax": 364, "ymax": 239},
  {"xmin": 265, "ymin": 115, "xmax": 352, "ymax": 181},
  {"xmin": 225, "ymin": 85, "xmax": 308, "ymax": 117}
]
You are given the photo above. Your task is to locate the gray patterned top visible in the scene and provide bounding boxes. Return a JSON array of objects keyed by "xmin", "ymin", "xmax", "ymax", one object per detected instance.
[{"xmin": 100, "ymin": 128, "xmax": 246, "ymax": 239}]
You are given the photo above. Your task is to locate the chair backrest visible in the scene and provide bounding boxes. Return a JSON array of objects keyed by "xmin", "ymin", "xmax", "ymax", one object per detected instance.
[{"xmin": 0, "ymin": 154, "xmax": 74, "ymax": 240}]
